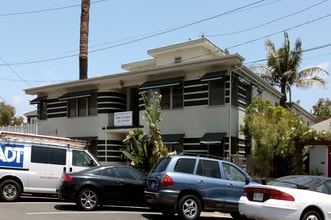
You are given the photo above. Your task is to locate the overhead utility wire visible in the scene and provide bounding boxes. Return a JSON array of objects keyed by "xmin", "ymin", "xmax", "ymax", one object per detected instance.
[
  {"xmin": 0, "ymin": 0, "xmax": 108, "ymax": 17},
  {"xmin": 225, "ymin": 13, "xmax": 331, "ymax": 50},
  {"xmin": 0, "ymin": 0, "xmax": 265, "ymax": 66},
  {"xmin": 206, "ymin": 0, "xmax": 327, "ymax": 37}
]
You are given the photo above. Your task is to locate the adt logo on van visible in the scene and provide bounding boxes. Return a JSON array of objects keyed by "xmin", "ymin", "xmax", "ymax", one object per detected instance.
[{"xmin": 0, "ymin": 143, "xmax": 24, "ymax": 168}]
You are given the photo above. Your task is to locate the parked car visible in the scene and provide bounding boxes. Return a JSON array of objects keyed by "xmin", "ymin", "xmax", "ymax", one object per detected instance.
[
  {"xmin": 57, "ymin": 165, "xmax": 146, "ymax": 211},
  {"xmin": 144, "ymin": 153, "xmax": 254, "ymax": 220},
  {"xmin": 239, "ymin": 175, "xmax": 331, "ymax": 220}
]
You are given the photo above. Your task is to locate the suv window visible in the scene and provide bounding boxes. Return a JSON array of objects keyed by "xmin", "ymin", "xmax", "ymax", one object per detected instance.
[
  {"xmin": 196, "ymin": 159, "xmax": 221, "ymax": 178},
  {"xmin": 174, "ymin": 158, "xmax": 196, "ymax": 174},
  {"xmin": 152, "ymin": 156, "xmax": 171, "ymax": 172},
  {"xmin": 222, "ymin": 162, "xmax": 246, "ymax": 182}
]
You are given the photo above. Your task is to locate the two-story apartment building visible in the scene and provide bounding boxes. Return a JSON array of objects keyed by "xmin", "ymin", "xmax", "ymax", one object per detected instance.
[{"xmin": 24, "ymin": 37, "xmax": 316, "ymax": 168}]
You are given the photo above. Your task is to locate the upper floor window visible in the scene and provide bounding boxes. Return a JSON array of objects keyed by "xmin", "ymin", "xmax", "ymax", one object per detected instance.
[
  {"xmin": 209, "ymin": 79, "xmax": 225, "ymax": 106},
  {"xmin": 39, "ymin": 100, "xmax": 47, "ymax": 120},
  {"xmin": 140, "ymin": 77, "xmax": 184, "ymax": 110},
  {"xmin": 68, "ymin": 92, "xmax": 97, "ymax": 117},
  {"xmin": 58, "ymin": 90, "xmax": 97, "ymax": 118},
  {"xmin": 160, "ymin": 85, "xmax": 183, "ymax": 109},
  {"xmin": 201, "ymin": 71, "xmax": 226, "ymax": 106}
]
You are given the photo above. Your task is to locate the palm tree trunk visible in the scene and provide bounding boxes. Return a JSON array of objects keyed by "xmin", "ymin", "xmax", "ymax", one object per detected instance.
[
  {"xmin": 280, "ymin": 79, "xmax": 287, "ymax": 108},
  {"xmin": 79, "ymin": 0, "xmax": 90, "ymax": 80}
]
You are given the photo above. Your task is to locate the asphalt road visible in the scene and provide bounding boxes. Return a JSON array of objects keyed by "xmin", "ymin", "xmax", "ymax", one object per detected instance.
[{"xmin": 0, "ymin": 196, "xmax": 233, "ymax": 220}]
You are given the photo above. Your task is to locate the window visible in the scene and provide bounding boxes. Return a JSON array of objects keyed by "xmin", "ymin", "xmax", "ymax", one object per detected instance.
[
  {"xmin": 68, "ymin": 92, "xmax": 97, "ymax": 117},
  {"xmin": 196, "ymin": 159, "xmax": 221, "ymax": 178},
  {"xmin": 31, "ymin": 146, "xmax": 66, "ymax": 165},
  {"xmin": 39, "ymin": 100, "xmax": 47, "ymax": 120},
  {"xmin": 160, "ymin": 85, "xmax": 183, "ymax": 109},
  {"xmin": 174, "ymin": 158, "xmax": 196, "ymax": 174},
  {"xmin": 222, "ymin": 162, "xmax": 246, "ymax": 182},
  {"xmin": 72, "ymin": 150, "xmax": 94, "ymax": 167},
  {"xmin": 209, "ymin": 79, "xmax": 225, "ymax": 106}
]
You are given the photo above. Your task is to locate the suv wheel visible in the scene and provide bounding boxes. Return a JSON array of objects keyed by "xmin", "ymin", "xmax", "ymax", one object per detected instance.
[{"xmin": 177, "ymin": 195, "xmax": 201, "ymax": 220}]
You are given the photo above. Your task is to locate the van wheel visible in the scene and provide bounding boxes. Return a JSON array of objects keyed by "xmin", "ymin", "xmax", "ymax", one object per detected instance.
[
  {"xmin": 0, "ymin": 179, "xmax": 22, "ymax": 201},
  {"xmin": 76, "ymin": 188, "xmax": 99, "ymax": 211},
  {"xmin": 177, "ymin": 195, "xmax": 201, "ymax": 220}
]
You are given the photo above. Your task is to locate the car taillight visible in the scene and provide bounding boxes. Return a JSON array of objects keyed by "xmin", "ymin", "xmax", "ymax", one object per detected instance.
[
  {"xmin": 243, "ymin": 187, "xmax": 295, "ymax": 202},
  {"xmin": 269, "ymin": 190, "xmax": 295, "ymax": 201},
  {"xmin": 161, "ymin": 175, "xmax": 173, "ymax": 186},
  {"xmin": 61, "ymin": 173, "xmax": 73, "ymax": 182}
]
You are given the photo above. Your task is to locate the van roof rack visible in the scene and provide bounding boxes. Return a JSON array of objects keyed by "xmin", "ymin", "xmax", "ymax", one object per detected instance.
[{"xmin": 0, "ymin": 131, "xmax": 86, "ymax": 148}]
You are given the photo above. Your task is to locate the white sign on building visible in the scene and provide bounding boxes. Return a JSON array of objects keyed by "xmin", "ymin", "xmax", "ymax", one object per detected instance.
[{"xmin": 114, "ymin": 111, "xmax": 133, "ymax": 127}]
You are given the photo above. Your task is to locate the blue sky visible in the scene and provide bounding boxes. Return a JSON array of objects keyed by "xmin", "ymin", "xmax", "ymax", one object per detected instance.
[{"xmin": 1, "ymin": 0, "xmax": 330, "ymax": 119}]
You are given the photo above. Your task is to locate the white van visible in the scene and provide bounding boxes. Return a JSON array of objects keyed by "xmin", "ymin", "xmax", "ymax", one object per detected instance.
[{"xmin": 0, "ymin": 131, "xmax": 99, "ymax": 201}]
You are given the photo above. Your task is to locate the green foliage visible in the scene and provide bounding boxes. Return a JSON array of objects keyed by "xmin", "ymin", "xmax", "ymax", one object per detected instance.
[
  {"xmin": 242, "ymin": 97, "xmax": 311, "ymax": 176},
  {"xmin": 0, "ymin": 102, "xmax": 23, "ymax": 126},
  {"xmin": 312, "ymin": 98, "xmax": 331, "ymax": 122},
  {"xmin": 121, "ymin": 91, "xmax": 170, "ymax": 174}
]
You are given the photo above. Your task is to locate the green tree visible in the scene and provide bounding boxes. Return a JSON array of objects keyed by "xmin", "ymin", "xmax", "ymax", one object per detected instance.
[
  {"xmin": 252, "ymin": 32, "xmax": 328, "ymax": 108},
  {"xmin": 0, "ymin": 102, "xmax": 23, "ymax": 126},
  {"xmin": 121, "ymin": 91, "xmax": 170, "ymax": 174},
  {"xmin": 242, "ymin": 97, "xmax": 312, "ymax": 177},
  {"xmin": 312, "ymin": 98, "xmax": 331, "ymax": 122}
]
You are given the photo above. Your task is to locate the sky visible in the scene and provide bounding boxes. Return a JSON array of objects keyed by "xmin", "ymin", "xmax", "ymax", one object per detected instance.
[{"xmin": 1, "ymin": 0, "xmax": 330, "ymax": 119}]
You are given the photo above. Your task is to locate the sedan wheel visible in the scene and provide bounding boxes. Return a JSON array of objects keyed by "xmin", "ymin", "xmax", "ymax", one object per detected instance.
[
  {"xmin": 301, "ymin": 210, "xmax": 322, "ymax": 220},
  {"xmin": 76, "ymin": 188, "xmax": 99, "ymax": 211},
  {"xmin": 177, "ymin": 195, "xmax": 201, "ymax": 220}
]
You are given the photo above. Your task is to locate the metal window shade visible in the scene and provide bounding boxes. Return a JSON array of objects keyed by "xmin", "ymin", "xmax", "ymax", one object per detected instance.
[
  {"xmin": 162, "ymin": 133, "xmax": 185, "ymax": 145},
  {"xmin": 139, "ymin": 76, "xmax": 184, "ymax": 90},
  {"xmin": 58, "ymin": 90, "xmax": 94, "ymax": 100},
  {"xmin": 200, "ymin": 132, "xmax": 227, "ymax": 144},
  {"xmin": 200, "ymin": 71, "xmax": 226, "ymax": 82},
  {"xmin": 30, "ymin": 96, "xmax": 47, "ymax": 104}
]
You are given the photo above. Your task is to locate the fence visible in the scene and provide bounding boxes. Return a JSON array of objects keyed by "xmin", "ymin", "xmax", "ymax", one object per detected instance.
[{"xmin": 0, "ymin": 124, "xmax": 38, "ymax": 134}]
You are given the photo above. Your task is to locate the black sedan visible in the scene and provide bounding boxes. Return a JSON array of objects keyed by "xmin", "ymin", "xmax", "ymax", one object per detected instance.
[{"xmin": 57, "ymin": 165, "xmax": 147, "ymax": 211}]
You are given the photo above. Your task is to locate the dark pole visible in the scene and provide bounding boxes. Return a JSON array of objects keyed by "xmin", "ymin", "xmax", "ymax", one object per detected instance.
[{"xmin": 79, "ymin": 0, "xmax": 90, "ymax": 80}]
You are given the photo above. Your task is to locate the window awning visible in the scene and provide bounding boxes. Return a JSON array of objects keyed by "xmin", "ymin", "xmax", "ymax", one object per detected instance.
[
  {"xmin": 162, "ymin": 133, "xmax": 185, "ymax": 145},
  {"xmin": 58, "ymin": 90, "xmax": 94, "ymax": 101},
  {"xmin": 200, "ymin": 132, "xmax": 227, "ymax": 144},
  {"xmin": 139, "ymin": 76, "xmax": 184, "ymax": 90},
  {"xmin": 200, "ymin": 71, "xmax": 226, "ymax": 82},
  {"xmin": 30, "ymin": 96, "xmax": 47, "ymax": 104}
]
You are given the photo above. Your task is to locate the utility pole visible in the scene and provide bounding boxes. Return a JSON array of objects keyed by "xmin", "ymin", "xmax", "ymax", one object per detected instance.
[{"xmin": 79, "ymin": 0, "xmax": 90, "ymax": 80}]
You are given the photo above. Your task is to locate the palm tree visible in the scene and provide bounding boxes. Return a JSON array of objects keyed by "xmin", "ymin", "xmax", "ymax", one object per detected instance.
[{"xmin": 252, "ymin": 32, "xmax": 328, "ymax": 108}]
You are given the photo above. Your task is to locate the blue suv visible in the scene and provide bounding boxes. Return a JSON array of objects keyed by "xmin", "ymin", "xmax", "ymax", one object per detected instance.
[{"xmin": 144, "ymin": 154, "xmax": 253, "ymax": 220}]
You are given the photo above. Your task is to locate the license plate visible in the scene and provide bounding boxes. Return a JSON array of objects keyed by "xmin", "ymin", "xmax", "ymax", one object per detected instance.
[
  {"xmin": 150, "ymin": 181, "xmax": 155, "ymax": 189},
  {"xmin": 253, "ymin": 192, "xmax": 264, "ymax": 201}
]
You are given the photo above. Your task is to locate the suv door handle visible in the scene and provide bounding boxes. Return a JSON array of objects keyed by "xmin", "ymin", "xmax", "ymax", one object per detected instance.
[
  {"xmin": 227, "ymin": 183, "xmax": 233, "ymax": 188},
  {"xmin": 198, "ymin": 180, "xmax": 204, "ymax": 184}
]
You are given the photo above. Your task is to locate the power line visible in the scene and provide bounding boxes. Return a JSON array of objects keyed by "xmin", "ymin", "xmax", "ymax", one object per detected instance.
[
  {"xmin": 0, "ymin": 0, "xmax": 267, "ymax": 66},
  {"xmin": 225, "ymin": 13, "xmax": 331, "ymax": 50},
  {"xmin": 206, "ymin": 0, "xmax": 327, "ymax": 37},
  {"xmin": 0, "ymin": 0, "xmax": 108, "ymax": 17}
]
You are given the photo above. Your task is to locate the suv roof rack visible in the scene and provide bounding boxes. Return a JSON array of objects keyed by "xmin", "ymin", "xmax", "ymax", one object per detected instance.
[
  {"xmin": 0, "ymin": 131, "xmax": 86, "ymax": 149},
  {"xmin": 178, "ymin": 152, "xmax": 224, "ymax": 160}
]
